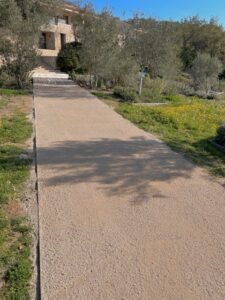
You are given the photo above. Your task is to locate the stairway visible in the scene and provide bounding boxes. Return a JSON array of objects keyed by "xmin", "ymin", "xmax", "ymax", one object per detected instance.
[{"xmin": 32, "ymin": 58, "xmax": 75, "ymax": 86}]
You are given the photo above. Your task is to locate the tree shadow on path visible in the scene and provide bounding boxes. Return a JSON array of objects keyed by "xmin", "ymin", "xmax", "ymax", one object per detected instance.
[
  {"xmin": 33, "ymin": 84, "xmax": 94, "ymax": 100},
  {"xmin": 37, "ymin": 136, "xmax": 195, "ymax": 204}
]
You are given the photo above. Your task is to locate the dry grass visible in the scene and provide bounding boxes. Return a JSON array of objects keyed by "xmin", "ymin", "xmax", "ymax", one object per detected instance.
[{"xmin": 0, "ymin": 95, "xmax": 32, "ymax": 118}]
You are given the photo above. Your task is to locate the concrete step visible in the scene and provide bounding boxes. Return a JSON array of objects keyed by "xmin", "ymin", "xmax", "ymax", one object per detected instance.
[
  {"xmin": 33, "ymin": 73, "xmax": 69, "ymax": 79},
  {"xmin": 32, "ymin": 61, "xmax": 72, "ymax": 86},
  {"xmin": 33, "ymin": 77, "xmax": 75, "ymax": 86}
]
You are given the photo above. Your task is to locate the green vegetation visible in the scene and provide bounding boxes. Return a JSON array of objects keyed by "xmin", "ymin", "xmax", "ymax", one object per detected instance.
[
  {"xmin": 2, "ymin": 216, "xmax": 32, "ymax": 299},
  {"xmin": 190, "ymin": 53, "xmax": 223, "ymax": 98},
  {"xmin": 114, "ymin": 87, "xmax": 137, "ymax": 102},
  {"xmin": 94, "ymin": 86, "xmax": 200, "ymax": 106},
  {"xmin": 0, "ymin": 89, "xmax": 28, "ymax": 96},
  {"xmin": 60, "ymin": 5, "xmax": 138, "ymax": 89},
  {"xmin": 214, "ymin": 124, "xmax": 225, "ymax": 147},
  {"xmin": 64, "ymin": 7, "xmax": 225, "ymax": 101},
  {"xmin": 0, "ymin": 114, "xmax": 33, "ymax": 144},
  {"xmin": 117, "ymin": 101, "xmax": 225, "ymax": 176},
  {"xmin": 84, "ymin": 9, "xmax": 225, "ymax": 176},
  {"xmin": 0, "ymin": 0, "xmax": 63, "ymax": 88},
  {"xmin": 0, "ymin": 94, "xmax": 33, "ymax": 299},
  {"xmin": 92, "ymin": 91, "xmax": 114, "ymax": 100},
  {"xmin": 57, "ymin": 42, "xmax": 84, "ymax": 74}
]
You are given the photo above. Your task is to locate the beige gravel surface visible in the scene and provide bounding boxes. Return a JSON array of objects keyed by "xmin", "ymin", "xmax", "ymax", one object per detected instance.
[{"xmin": 34, "ymin": 84, "xmax": 225, "ymax": 300}]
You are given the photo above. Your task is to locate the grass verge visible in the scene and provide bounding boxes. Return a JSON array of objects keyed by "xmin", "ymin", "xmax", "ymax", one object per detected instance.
[
  {"xmin": 0, "ymin": 92, "xmax": 33, "ymax": 299},
  {"xmin": 92, "ymin": 91, "xmax": 121, "ymax": 108},
  {"xmin": 0, "ymin": 89, "xmax": 28, "ymax": 96},
  {"xmin": 116, "ymin": 101, "xmax": 225, "ymax": 176}
]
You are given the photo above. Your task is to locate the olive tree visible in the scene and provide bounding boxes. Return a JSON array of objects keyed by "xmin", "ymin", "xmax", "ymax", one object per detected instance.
[
  {"xmin": 0, "ymin": 0, "xmax": 63, "ymax": 88},
  {"xmin": 127, "ymin": 16, "xmax": 181, "ymax": 79},
  {"xmin": 181, "ymin": 17, "xmax": 225, "ymax": 70},
  {"xmin": 71, "ymin": 5, "xmax": 138, "ymax": 88},
  {"xmin": 190, "ymin": 53, "xmax": 222, "ymax": 97}
]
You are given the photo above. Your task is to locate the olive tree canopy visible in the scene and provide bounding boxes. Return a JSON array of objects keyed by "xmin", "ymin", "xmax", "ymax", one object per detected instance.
[{"xmin": 0, "ymin": 0, "xmax": 63, "ymax": 88}]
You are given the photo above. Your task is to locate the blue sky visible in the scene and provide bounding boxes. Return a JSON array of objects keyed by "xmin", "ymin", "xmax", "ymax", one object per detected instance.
[{"xmin": 79, "ymin": 0, "xmax": 225, "ymax": 25}]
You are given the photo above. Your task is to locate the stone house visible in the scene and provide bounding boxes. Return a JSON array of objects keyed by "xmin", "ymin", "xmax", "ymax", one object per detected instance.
[{"xmin": 39, "ymin": 3, "xmax": 77, "ymax": 68}]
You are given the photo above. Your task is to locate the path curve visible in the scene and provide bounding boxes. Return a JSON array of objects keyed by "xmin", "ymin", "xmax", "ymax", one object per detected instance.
[{"xmin": 34, "ymin": 84, "xmax": 225, "ymax": 300}]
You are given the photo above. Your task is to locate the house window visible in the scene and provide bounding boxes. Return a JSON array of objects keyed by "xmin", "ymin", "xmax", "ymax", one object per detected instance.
[
  {"xmin": 57, "ymin": 16, "xmax": 69, "ymax": 25},
  {"xmin": 49, "ymin": 17, "xmax": 57, "ymax": 25},
  {"xmin": 39, "ymin": 33, "xmax": 47, "ymax": 49}
]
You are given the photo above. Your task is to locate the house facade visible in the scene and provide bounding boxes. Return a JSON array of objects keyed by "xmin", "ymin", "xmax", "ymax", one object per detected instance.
[{"xmin": 39, "ymin": 3, "xmax": 77, "ymax": 68}]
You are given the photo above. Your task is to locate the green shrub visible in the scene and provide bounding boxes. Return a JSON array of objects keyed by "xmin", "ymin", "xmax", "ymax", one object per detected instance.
[
  {"xmin": 57, "ymin": 42, "xmax": 83, "ymax": 73},
  {"xmin": 114, "ymin": 87, "xmax": 137, "ymax": 102},
  {"xmin": 142, "ymin": 76, "xmax": 152, "ymax": 88},
  {"xmin": 4, "ymin": 259, "xmax": 32, "ymax": 299},
  {"xmin": 215, "ymin": 124, "xmax": 225, "ymax": 146},
  {"xmin": 11, "ymin": 217, "xmax": 31, "ymax": 234},
  {"xmin": 140, "ymin": 88, "xmax": 165, "ymax": 103},
  {"xmin": 164, "ymin": 94, "xmax": 184, "ymax": 103},
  {"xmin": 163, "ymin": 82, "xmax": 177, "ymax": 96},
  {"xmin": 219, "ymin": 69, "xmax": 225, "ymax": 80},
  {"xmin": 142, "ymin": 78, "xmax": 164, "ymax": 100},
  {"xmin": 190, "ymin": 53, "xmax": 222, "ymax": 97},
  {"xmin": 75, "ymin": 74, "xmax": 91, "ymax": 88},
  {"xmin": 0, "ymin": 71, "xmax": 15, "ymax": 88},
  {"xmin": 175, "ymin": 73, "xmax": 191, "ymax": 84}
]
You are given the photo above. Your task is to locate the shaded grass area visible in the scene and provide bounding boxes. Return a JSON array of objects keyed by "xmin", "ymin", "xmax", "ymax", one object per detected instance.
[
  {"xmin": 0, "ymin": 94, "xmax": 33, "ymax": 299},
  {"xmin": 117, "ymin": 101, "xmax": 225, "ymax": 176},
  {"xmin": 0, "ymin": 89, "xmax": 28, "ymax": 96},
  {"xmin": 92, "ymin": 91, "xmax": 117, "ymax": 100}
]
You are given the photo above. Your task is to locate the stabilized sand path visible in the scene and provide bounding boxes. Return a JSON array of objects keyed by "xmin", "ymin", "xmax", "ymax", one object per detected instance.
[{"xmin": 34, "ymin": 84, "xmax": 225, "ymax": 300}]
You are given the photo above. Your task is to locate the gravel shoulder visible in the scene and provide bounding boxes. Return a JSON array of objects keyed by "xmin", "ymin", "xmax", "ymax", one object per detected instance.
[{"xmin": 34, "ymin": 84, "xmax": 225, "ymax": 300}]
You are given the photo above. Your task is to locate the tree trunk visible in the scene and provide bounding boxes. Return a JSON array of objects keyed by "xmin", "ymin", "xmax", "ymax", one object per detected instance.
[
  {"xmin": 89, "ymin": 73, "xmax": 92, "ymax": 88},
  {"xmin": 17, "ymin": 75, "xmax": 23, "ymax": 89}
]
